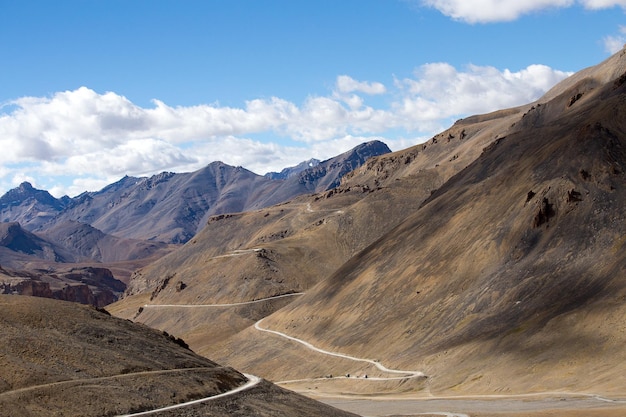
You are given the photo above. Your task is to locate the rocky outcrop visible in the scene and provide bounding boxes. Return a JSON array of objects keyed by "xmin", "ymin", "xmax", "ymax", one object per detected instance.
[
  {"xmin": 298, "ymin": 140, "xmax": 391, "ymax": 191},
  {"xmin": 0, "ymin": 279, "xmax": 118, "ymax": 308},
  {"xmin": 0, "ymin": 266, "xmax": 124, "ymax": 308}
]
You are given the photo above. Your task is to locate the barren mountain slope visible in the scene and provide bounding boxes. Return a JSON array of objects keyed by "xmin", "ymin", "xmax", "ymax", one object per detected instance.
[
  {"xmin": 219, "ymin": 50, "xmax": 626, "ymax": 397},
  {"xmin": 111, "ymin": 82, "xmax": 531, "ymax": 358},
  {"xmin": 38, "ymin": 220, "xmax": 171, "ymax": 263},
  {"xmin": 0, "ymin": 295, "xmax": 356, "ymax": 417},
  {"xmin": 111, "ymin": 80, "xmax": 534, "ymax": 357},
  {"xmin": 0, "ymin": 222, "xmax": 76, "ymax": 264},
  {"xmin": 53, "ymin": 163, "xmax": 277, "ymax": 244}
]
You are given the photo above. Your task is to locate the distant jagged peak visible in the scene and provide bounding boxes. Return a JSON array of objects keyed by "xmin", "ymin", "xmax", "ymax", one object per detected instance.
[
  {"xmin": 95, "ymin": 175, "xmax": 143, "ymax": 195},
  {"xmin": 343, "ymin": 140, "xmax": 391, "ymax": 159},
  {"xmin": 138, "ymin": 171, "xmax": 176, "ymax": 190},
  {"xmin": 18, "ymin": 181, "xmax": 34, "ymax": 191},
  {"xmin": 266, "ymin": 141, "xmax": 390, "ymax": 181},
  {"xmin": 265, "ymin": 158, "xmax": 322, "ymax": 180},
  {"xmin": 0, "ymin": 181, "xmax": 64, "ymax": 210},
  {"xmin": 321, "ymin": 140, "xmax": 392, "ymax": 171}
]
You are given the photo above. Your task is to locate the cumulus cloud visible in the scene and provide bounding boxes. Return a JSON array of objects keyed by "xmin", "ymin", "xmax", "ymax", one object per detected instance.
[
  {"xmin": 604, "ymin": 25, "xmax": 626, "ymax": 53},
  {"xmin": 0, "ymin": 62, "xmax": 570, "ymax": 197},
  {"xmin": 336, "ymin": 75, "xmax": 387, "ymax": 95},
  {"xmin": 395, "ymin": 63, "xmax": 572, "ymax": 129},
  {"xmin": 421, "ymin": 0, "xmax": 626, "ymax": 23},
  {"xmin": 582, "ymin": 0, "xmax": 626, "ymax": 8}
]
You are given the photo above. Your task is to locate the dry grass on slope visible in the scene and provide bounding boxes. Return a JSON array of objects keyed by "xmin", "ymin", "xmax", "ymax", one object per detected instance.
[
  {"xmin": 0, "ymin": 295, "xmax": 360, "ymax": 417},
  {"xmin": 0, "ymin": 295, "xmax": 246, "ymax": 416}
]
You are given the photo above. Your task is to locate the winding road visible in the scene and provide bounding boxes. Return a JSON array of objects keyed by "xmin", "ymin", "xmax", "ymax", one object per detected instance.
[
  {"xmin": 137, "ymin": 296, "xmax": 626, "ymax": 416},
  {"xmin": 142, "ymin": 292, "xmax": 303, "ymax": 309},
  {"xmin": 0, "ymin": 368, "xmax": 219, "ymax": 398},
  {"xmin": 0, "ymin": 368, "xmax": 262, "ymax": 417},
  {"xmin": 254, "ymin": 318, "xmax": 424, "ymax": 381},
  {"xmin": 117, "ymin": 373, "xmax": 261, "ymax": 416}
]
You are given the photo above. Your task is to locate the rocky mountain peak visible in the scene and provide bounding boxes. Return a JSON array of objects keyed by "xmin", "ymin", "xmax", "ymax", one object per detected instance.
[
  {"xmin": 0, "ymin": 182, "xmax": 63, "ymax": 210},
  {"xmin": 265, "ymin": 158, "xmax": 322, "ymax": 180}
]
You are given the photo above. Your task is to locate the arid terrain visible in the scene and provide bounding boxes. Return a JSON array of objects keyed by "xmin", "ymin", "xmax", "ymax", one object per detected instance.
[
  {"xmin": 0, "ymin": 141, "xmax": 388, "ymax": 307},
  {"xmin": 2, "ymin": 46, "xmax": 626, "ymax": 417},
  {"xmin": 108, "ymin": 48, "xmax": 626, "ymax": 416},
  {"xmin": 0, "ymin": 295, "xmax": 357, "ymax": 417}
]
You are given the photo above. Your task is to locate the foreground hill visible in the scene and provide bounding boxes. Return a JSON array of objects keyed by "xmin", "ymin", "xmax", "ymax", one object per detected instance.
[
  {"xmin": 111, "ymin": 47, "xmax": 626, "ymax": 409},
  {"xmin": 0, "ymin": 295, "xmax": 357, "ymax": 417}
]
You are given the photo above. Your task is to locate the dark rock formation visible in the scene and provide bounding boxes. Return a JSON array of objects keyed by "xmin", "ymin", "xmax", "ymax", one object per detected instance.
[{"xmin": 0, "ymin": 266, "xmax": 124, "ymax": 308}]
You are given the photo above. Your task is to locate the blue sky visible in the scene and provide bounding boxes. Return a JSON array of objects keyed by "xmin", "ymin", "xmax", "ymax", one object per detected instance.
[{"xmin": 1, "ymin": 0, "xmax": 625, "ymax": 197}]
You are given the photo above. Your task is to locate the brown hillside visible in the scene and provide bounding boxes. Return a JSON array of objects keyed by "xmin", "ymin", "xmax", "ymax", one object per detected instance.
[
  {"xmin": 0, "ymin": 295, "xmax": 356, "ymax": 417},
  {"xmin": 218, "ymin": 49, "xmax": 626, "ymax": 397},
  {"xmin": 110, "ymin": 49, "xmax": 626, "ymax": 412},
  {"xmin": 111, "ymin": 85, "xmax": 525, "ymax": 346}
]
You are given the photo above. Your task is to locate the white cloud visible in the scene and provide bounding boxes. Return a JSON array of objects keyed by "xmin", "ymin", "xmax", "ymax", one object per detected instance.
[
  {"xmin": 395, "ymin": 62, "xmax": 572, "ymax": 128},
  {"xmin": 581, "ymin": 0, "xmax": 626, "ymax": 8},
  {"xmin": 336, "ymin": 75, "xmax": 387, "ymax": 95},
  {"xmin": 603, "ymin": 25, "xmax": 626, "ymax": 54},
  {"xmin": 421, "ymin": 0, "xmax": 573, "ymax": 23},
  {"xmin": 421, "ymin": 0, "xmax": 626, "ymax": 23},
  {"xmin": 0, "ymin": 61, "xmax": 570, "ymax": 197}
]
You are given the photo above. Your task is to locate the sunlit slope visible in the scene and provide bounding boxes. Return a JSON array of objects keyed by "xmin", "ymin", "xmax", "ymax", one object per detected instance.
[
  {"xmin": 111, "ymin": 104, "xmax": 525, "ymax": 355},
  {"xmin": 0, "ymin": 295, "xmax": 357, "ymax": 417}
]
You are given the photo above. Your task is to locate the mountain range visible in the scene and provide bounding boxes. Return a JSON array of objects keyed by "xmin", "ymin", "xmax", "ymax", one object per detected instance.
[{"xmin": 0, "ymin": 141, "xmax": 389, "ymax": 306}]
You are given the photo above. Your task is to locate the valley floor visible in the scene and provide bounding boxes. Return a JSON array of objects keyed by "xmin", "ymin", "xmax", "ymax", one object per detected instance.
[{"xmin": 318, "ymin": 394, "xmax": 626, "ymax": 417}]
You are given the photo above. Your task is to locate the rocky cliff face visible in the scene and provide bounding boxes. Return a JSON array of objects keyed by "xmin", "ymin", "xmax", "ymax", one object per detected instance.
[
  {"xmin": 0, "ymin": 279, "xmax": 117, "ymax": 308},
  {"xmin": 296, "ymin": 140, "xmax": 392, "ymax": 191},
  {"xmin": 0, "ymin": 266, "xmax": 124, "ymax": 308}
]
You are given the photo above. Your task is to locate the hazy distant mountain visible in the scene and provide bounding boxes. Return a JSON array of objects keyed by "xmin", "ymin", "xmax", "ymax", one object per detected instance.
[
  {"xmin": 0, "ymin": 221, "xmax": 74, "ymax": 263},
  {"xmin": 0, "ymin": 141, "xmax": 389, "ymax": 245},
  {"xmin": 265, "ymin": 158, "xmax": 320, "ymax": 180},
  {"xmin": 38, "ymin": 220, "xmax": 170, "ymax": 263},
  {"xmin": 265, "ymin": 158, "xmax": 321, "ymax": 180},
  {"xmin": 0, "ymin": 182, "xmax": 67, "ymax": 229},
  {"xmin": 46, "ymin": 163, "xmax": 275, "ymax": 244},
  {"xmin": 113, "ymin": 48, "xmax": 626, "ymax": 401}
]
